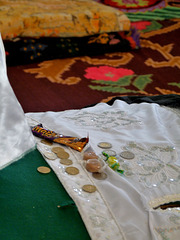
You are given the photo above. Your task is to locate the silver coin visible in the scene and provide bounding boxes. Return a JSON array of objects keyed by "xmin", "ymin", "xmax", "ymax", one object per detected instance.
[
  {"xmin": 102, "ymin": 150, "xmax": 116, "ymax": 156},
  {"xmin": 92, "ymin": 172, "xmax": 107, "ymax": 180},
  {"xmin": 98, "ymin": 142, "xmax": 112, "ymax": 149},
  {"xmin": 43, "ymin": 151, "xmax": 57, "ymax": 160},
  {"xmin": 120, "ymin": 151, "xmax": 135, "ymax": 160}
]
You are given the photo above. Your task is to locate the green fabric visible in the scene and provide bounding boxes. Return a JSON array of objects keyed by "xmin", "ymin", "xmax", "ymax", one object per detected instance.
[
  {"xmin": 0, "ymin": 149, "xmax": 91, "ymax": 240},
  {"xmin": 126, "ymin": 6, "xmax": 180, "ymax": 21}
]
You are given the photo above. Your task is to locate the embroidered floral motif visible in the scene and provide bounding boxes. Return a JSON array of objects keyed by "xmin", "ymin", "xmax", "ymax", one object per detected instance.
[
  {"xmin": 169, "ymin": 214, "xmax": 180, "ymax": 225},
  {"xmin": 155, "ymin": 214, "xmax": 180, "ymax": 240},
  {"xmin": 88, "ymin": 33, "xmax": 109, "ymax": 44},
  {"xmin": 84, "ymin": 65, "xmax": 153, "ymax": 94},
  {"xmin": 20, "ymin": 39, "xmax": 47, "ymax": 60},
  {"xmin": 118, "ymin": 142, "xmax": 180, "ymax": 188},
  {"xmin": 104, "ymin": 0, "xmax": 161, "ymax": 9},
  {"xmin": 169, "ymin": 82, "xmax": 180, "ymax": 89},
  {"xmin": 131, "ymin": 20, "xmax": 162, "ymax": 33},
  {"xmin": 84, "ymin": 66, "xmax": 134, "ymax": 82},
  {"xmin": 131, "ymin": 21, "xmax": 152, "ymax": 30},
  {"xmin": 156, "ymin": 226, "xmax": 180, "ymax": 240},
  {"xmin": 109, "ymin": 34, "xmax": 121, "ymax": 45},
  {"xmin": 65, "ymin": 110, "xmax": 142, "ymax": 129}
]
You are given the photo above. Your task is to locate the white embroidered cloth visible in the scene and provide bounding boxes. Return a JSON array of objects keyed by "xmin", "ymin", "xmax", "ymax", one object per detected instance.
[{"xmin": 26, "ymin": 101, "xmax": 180, "ymax": 240}]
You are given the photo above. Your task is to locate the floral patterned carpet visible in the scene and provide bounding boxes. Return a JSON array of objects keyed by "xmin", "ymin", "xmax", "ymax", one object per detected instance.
[{"xmin": 7, "ymin": 19, "xmax": 180, "ymax": 113}]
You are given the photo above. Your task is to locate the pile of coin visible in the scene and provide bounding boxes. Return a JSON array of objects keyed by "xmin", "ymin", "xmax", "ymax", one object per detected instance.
[
  {"xmin": 52, "ymin": 146, "xmax": 76, "ymax": 167},
  {"xmin": 52, "ymin": 146, "xmax": 68, "ymax": 156},
  {"xmin": 39, "ymin": 142, "xmax": 97, "ymax": 193}
]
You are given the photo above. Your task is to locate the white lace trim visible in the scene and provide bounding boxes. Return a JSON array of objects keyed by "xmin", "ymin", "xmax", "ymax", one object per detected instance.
[
  {"xmin": 155, "ymin": 213, "xmax": 180, "ymax": 240},
  {"xmin": 149, "ymin": 194, "xmax": 180, "ymax": 210}
]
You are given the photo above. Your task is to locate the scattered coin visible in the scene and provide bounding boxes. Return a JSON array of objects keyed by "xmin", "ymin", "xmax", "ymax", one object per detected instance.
[
  {"xmin": 82, "ymin": 184, "xmax": 97, "ymax": 193},
  {"xmin": 57, "ymin": 151, "xmax": 70, "ymax": 159},
  {"xmin": 98, "ymin": 142, "xmax": 112, "ymax": 149},
  {"xmin": 92, "ymin": 172, "xmax": 107, "ymax": 180},
  {"xmin": 37, "ymin": 166, "xmax": 51, "ymax": 174},
  {"xmin": 65, "ymin": 167, "xmax": 79, "ymax": 175},
  {"xmin": 60, "ymin": 158, "xmax": 73, "ymax": 166},
  {"xmin": 102, "ymin": 149, "xmax": 116, "ymax": 156},
  {"xmin": 120, "ymin": 151, "xmax": 135, "ymax": 160},
  {"xmin": 51, "ymin": 146, "xmax": 65, "ymax": 154},
  {"xmin": 40, "ymin": 139, "xmax": 53, "ymax": 146},
  {"xmin": 43, "ymin": 151, "xmax": 57, "ymax": 160}
]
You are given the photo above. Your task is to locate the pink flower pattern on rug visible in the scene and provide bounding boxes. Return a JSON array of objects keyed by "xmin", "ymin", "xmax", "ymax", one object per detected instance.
[
  {"xmin": 131, "ymin": 21, "xmax": 151, "ymax": 30},
  {"xmin": 84, "ymin": 66, "xmax": 134, "ymax": 81}
]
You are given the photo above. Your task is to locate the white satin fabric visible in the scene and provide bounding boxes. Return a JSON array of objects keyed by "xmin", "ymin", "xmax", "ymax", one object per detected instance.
[
  {"xmin": 0, "ymin": 35, "xmax": 35, "ymax": 169},
  {"xmin": 26, "ymin": 101, "xmax": 180, "ymax": 240}
]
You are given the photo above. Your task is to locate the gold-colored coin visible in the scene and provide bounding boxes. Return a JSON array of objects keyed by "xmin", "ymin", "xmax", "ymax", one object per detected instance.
[
  {"xmin": 57, "ymin": 151, "xmax": 70, "ymax": 159},
  {"xmin": 82, "ymin": 184, "xmax": 97, "ymax": 193},
  {"xmin": 51, "ymin": 146, "xmax": 65, "ymax": 154},
  {"xmin": 37, "ymin": 166, "xmax": 51, "ymax": 174},
  {"xmin": 92, "ymin": 172, "xmax": 107, "ymax": 180},
  {"xmin": 65, "ymin": 167, "xmax": 79, "ymax": 175},
  {"xmin": 60, "ymin": 158, "xmax": 73, "ymax": 166},
  {"xmin": 40, "ymin": 139, "xmax": 53, "ymax": 146}
]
